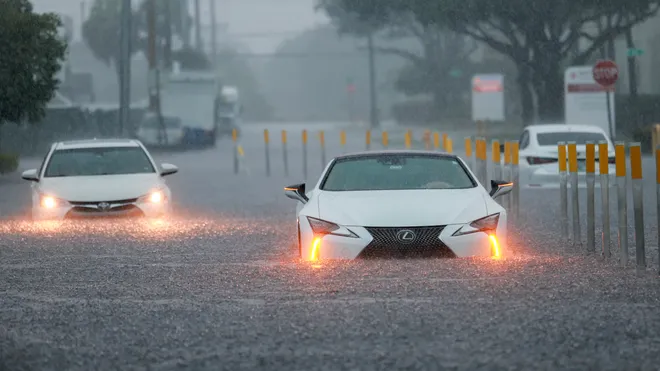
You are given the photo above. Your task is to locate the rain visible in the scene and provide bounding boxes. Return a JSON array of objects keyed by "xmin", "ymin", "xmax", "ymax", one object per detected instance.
[{"xmin": 2, "ymin": 0, "xmax": 660, "ymax": 369}]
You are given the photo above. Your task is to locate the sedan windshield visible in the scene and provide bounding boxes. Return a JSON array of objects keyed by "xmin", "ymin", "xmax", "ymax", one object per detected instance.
[
  {"xmin": 536, "ymin": 132, "xmax": 607, "ymax": 146},
  {"xmin": 44, "ymin": 147, "xmax": 155, "ymax": 177},
  {"xmin": 321, "ymin": 154, "xmax": 476, "ymax": 191}
]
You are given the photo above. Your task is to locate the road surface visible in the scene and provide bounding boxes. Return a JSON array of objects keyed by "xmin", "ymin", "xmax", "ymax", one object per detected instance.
[{"xmin": 1, "ymin": 123, "xmax": 659, "ymax": 370}]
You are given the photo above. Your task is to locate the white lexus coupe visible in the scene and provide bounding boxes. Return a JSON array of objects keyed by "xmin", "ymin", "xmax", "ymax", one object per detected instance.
[
  {"xmin": 21, "ymin": 139, "xmax": 178, "ymax": 220},
  {"xmin": 284, "ymin": 150, "xmax": 513, "ymax": 260}
]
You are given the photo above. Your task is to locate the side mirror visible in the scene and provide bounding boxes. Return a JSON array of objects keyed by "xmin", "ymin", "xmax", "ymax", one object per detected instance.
[
  {"xmin": 284, "ymin": 183, "xmax": 308, "ymax": 204},
  {"xmin": 160, "ymin": 163, "xmax": 178, "ymax": 176},
  {"xmin": 21, "ymin": 169, "xmax": 39, "ymax": 182},
  {"xmin": 489, "ymin": 179, "xmax": 513, "ymax": 199},
  {"xmin": 499, "ymin": 144, "xmax": 505, "ymax": 153}
]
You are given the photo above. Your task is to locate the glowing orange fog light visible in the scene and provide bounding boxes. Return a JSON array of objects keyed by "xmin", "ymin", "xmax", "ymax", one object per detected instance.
[
  {"xmin": 489, "ymin": 234, "xmax": 501, "ymax": 259},
  {"xmin": 310, "ymin": 237, "xmax": 321, "ymax": 261}
]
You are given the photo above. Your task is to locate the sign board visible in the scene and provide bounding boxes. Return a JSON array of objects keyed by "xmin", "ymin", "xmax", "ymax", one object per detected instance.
[
  {"xmin": 471, "ymin": 74, "xmax": 504, "ymax": 121},
  {"xmin": 592, "ymin": 60, "xmax": 619, "ymax": 86},
  {"xmin": 626, "ymin": 48, "xmax": 644, "ymax": 57},
  {"xmin": 564, "ymin": 66, "xmax": 615, "ymax": 134}
]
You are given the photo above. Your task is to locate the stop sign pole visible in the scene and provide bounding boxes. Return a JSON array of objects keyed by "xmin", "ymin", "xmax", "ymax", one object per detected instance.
[{"xmin": 592, "ymin": 60, "xmax": 618, "ymax": 140}]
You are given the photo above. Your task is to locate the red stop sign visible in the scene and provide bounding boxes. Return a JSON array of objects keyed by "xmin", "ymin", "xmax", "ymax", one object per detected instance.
[{"xmin": 592, "ymin": 60, "xmax": 619, "ymax": 87}]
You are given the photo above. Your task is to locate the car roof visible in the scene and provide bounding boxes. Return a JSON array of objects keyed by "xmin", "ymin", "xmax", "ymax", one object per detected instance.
[
  {"xmin": 334, "ymin": 150, "xmax": 457, "ymax": 160},
  {"xmin": 54, "ymin": 138, "xmax": 142, "ymax": 150},
  {"xmin": 524, "ymin": 124, "xmax": 607, "ymax": 134}
]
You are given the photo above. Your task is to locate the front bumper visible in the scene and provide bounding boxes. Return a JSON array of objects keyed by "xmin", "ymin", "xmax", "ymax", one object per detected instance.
[
  {"xmin": 32, "ymin": 201, "xmax": 170, "ymax": 221},
  {"xmin": 300, "ymin": 220, "xmax": 508, "ymax": 261}
]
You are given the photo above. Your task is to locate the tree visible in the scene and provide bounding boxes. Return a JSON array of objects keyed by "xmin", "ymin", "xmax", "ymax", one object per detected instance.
[
  {"xmin": 82, "ymin": 0, "xmax": 139, "ymax": 83},
  {"xmin": 318, "ymin": 0, "xmax": 479, "ymax": 118},
  {"xmin": 0, "ymin": 0, "xmax": 67, "ymax": 126},
  {"xmin": 324, "ymin": 0, "xmax": 660, "ymax": 122},
  {"xmin": 133, "ymin": 0, "xmax": 193, "ymax": 62}
]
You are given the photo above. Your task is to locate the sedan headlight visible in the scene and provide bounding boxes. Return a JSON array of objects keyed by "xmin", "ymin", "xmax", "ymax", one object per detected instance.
[
  {"xmin": 306, "ymin": 216, "xmax": 358, "ymax": 238},
  {"xmin": 138, "ymin": 190, "xmax": 166, "ymax": 204},
  {"xmin": 452, "ymin": 213, "xmax": 500, "ymax": 236},
  {"xmin": 39, "ymin": 194, "xmax": 69, "ymax": 209}
]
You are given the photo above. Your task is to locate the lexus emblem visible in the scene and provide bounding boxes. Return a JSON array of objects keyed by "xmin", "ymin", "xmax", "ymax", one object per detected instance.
[
  {"xmin": 98, "ymin": 202, "xmax": 110, "ymax": 211},
  {"xmin": 396, "ymin": 229, "xmax": 416, "ymax": 243}
]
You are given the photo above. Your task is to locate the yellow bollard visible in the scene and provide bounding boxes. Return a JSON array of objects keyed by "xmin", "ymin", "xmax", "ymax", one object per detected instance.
[
  {"xmin": 423, "ymin": 130, "xmax": 431, "ymax": 150},
  {"xmin": 629, "ymin": 142, "xmax": 645, "ymax": 269},
  {"xmin": 446, "ymin": 138, "xmax": 453, "ymax": 153},
  {"xmin": 586, "ymin": 142, "xmax": 596, "ymax": 252},
  {"xmin": 598, "ymin": 140, "xmax": 610, "ymax": 257},
  {"xmin": 319, "ymin": 130, "xmax": 326, "ymax": 166},
  {"xmin": 433, "ymin": 132, "xmax": 440, "ymax": 150},
  {"xmin": 232, "ymin": 128, "xmax": 239, "ymax": 174},
  {"xmin": 340, "ymin": 130, "xmax": 346, "ymax": 147},
  {"xmin": 404, "ymin": 130, "xmax": 411, "ymax": 149},
  {"xmin": 615, "ymin": 142, "xmax": 627, "ymax": 266},
  {"xmin": 366, "ymin": 130, "xmax": 371, "ymax": 150},
  {"xmin": 302, "ymin": 129, "xmax": 308, "ymax": 179},
  {"xmin": 382, "ymin": 131, "xmax": 388, "ymax": 148},
  {"xmin": 281, "ymin": 130, "xmax": 288, "ymax": 176},
  {"xmin": 264, "ymin": 129, "xmax": 270, "ymax": 176},
  {"xmin": 442, "ymin": 133, "xmax": 448, "ymax": 150},
  {"xmin": 232, "ymin": 128, "xmax": 237, "ymax": 142},
  {"xmin": 464, "ymin": 137, "xmax": 472, "ymax": 158},
  {"xmin": 492, "ymin": 139, "xmax": 500, "ymax": 178},
  {"xmin": 558, "ymin": 142, "xmax": 568, "ymax": 238}
]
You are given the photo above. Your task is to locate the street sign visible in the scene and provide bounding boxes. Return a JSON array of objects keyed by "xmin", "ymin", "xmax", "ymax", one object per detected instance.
[
  {"xmin": 471, "ymin": 74, "xmax": 504, "ymax": 122},
  {"xmin": 627, "ymin": 48, "xmax": 644, "ymax": 57},
  {"xmin": 592, "ymin": 60, "xmax": 619, "ymax": 87}
]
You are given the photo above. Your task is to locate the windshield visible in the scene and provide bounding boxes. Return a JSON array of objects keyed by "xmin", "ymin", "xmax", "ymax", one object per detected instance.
[
  {"xmin": 44, "ymin": 147, "xmax": 156, "ymax": 177},
  {"xmin": 321, "ymin": 154, "xmax": 476, "ymax": 191},
  {"xmin": 537, "ymin": 132, "xmax": 607, "ymax": 146}
]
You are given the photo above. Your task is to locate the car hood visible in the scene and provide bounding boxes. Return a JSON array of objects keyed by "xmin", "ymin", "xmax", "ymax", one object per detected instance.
[
  {"xmin": 38, "ymin": 174, "xmax": 163, "ymax": 202},
  {"xmin": 316, "ymin": 189, "xmax": 489, "ymax": 227}
]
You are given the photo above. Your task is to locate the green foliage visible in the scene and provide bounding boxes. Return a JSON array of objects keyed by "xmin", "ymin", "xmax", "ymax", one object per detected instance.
[
  {"xmin": 324, "ymin": 0, "xmax": 660, "ymax": 121},
  {"xmin": 0, "ymin": 152, "xmax": 19, "ymax": 174},
  {"xmin": 0, "ymin": 0, "xmax": 67, "ymax": 125},
  {"xmin": 82, "ymin": 0, "xmax": 138, "ymax": 70}
]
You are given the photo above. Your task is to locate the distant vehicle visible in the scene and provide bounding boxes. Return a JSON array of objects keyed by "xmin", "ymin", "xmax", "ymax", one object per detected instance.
[
  {"xmin": 21, "ymin": 139, "xmax": 178, "ymax": 220},
  {"xmin": 507, "ymin": 124, "xmax": 616, "ymax": 187},
  {"xmin": 135, "ymin": 113, "xmax": 216, "ymax": 148},
  {"xmin": 215, "ymin": 85, "xmax": 243, "ymax": 137},
  {"xmin": 284, "ymin": 150, "xmax": 512, "ymax": 261}
]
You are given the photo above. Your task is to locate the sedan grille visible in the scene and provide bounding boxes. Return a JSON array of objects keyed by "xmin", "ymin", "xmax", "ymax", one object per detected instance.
[
  {"xmin": 65, "ymin": 204, "xmax": 144, "ymax": 219},
  {"xmin": 358, "ymin": 226, "xmax": 455, "ymax": 259}
]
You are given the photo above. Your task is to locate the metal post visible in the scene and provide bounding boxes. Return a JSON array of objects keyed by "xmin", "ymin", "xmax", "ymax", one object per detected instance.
[
  {"xmin": 615, "ymin": 142, "xmax": 628, "ymax": 267},
  {"xmin": 365, "ymin": 130, "xmax": 371, "ymax": 151},
  {"xmin": 511, "ymin": 141, "xmax": 520, "ymax": 223},
  {"xmin": 656, "ymin": 146, "xmax": 660, "ymax": 274},
  {"xmin": 504, "ymin": 141, "xmax": 511, "ymax": 210},
  {"xmin": 194, "ymin": 0, "xmax": 202, "ymax": 51},
  {"xmin": 232, "ymin": 128, "xmax": 238, "ymax": 174},
  {"xmin": 264, "ymin": 129, "xmax": 270, "ymax": 177},
  {"xmin": 435, "ymin": 133, "xmax": 441, "ymax": 151},
  {"xmin": 585, "ymin": 142, "xmax": 596, "ymax": 253},
  {"xmin": 491, "ymin": 140, "xmax": 501, "ymax": 180},
  {"xmin": 367, "ymin": 32, "xmax": 379, "ymax": 129},
  {"xmin": 319, "ymin": 131, "xmax": 326, "ymax": 168},
  {"xmin": 567, "ymin": 141, "xmax": 581, "ymax": 247},
  {"xmin": 598, "ymin": 141, "xmax": 611, "ymax": 258},
  {"xmin": 302, "ymin": 130, "xmax": 308, "ymax": 181},
  {"xmin": 629, "ymin": 143, "xmax": 645, "ymax": 270},
  {"xmin": 209, "ymin": 0, "xmax": 217, "ymax": 66},
  {"xmin": 382, "ymin": 131, "xmax": 388, "ymax": 149},
  {"xmin": 558, "ymin": 142, "xmax": 569, "ymax": 240},
  {"xmin": 340, "ymin": 130, "xmax": 346, "ymax": 154},
  {"xmin": 282, "ymin": 130, "xmax": 288, "ymax": 176}
]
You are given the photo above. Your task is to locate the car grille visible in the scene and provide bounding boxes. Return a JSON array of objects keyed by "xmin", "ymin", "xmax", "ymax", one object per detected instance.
[
  {"xmin": 68, "ymin": 198, "xmax": 138, "ymax": 206},
  {"xmin": 358, "ymin": 226, "xmax": 455, "ymax": 259},
  {"xmin": 64, "ymin": 203, "xmax": 144, "ymax": 219}
]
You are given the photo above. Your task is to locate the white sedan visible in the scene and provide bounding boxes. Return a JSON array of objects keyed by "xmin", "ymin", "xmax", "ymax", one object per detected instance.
[
  {"xmin": 21, "ymin": 139, "xmax": 178, "ymax": 220},
  {"xmin": 284, "ymin": 150, "xmax": 513, "ymax": 261},
  {"xmin": 507, "ymin": 124, "xmax": 616, "ymax": 187}
]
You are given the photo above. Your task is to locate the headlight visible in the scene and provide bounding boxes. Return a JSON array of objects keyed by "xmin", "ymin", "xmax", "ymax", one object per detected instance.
[
  {"xmin": 138, "ymin": 190, "xmax": 166, "ymax": 204},
  {"xmin": 452, "ymin": 213, "xmax": 500, "ymax": 236},
  {"xmin": 306, "ymin": 216, "xmax": 358, "ymax": 238},
  {"xmin": 39, "ymin": 194, "xmax": 69, "ymax": 209}
]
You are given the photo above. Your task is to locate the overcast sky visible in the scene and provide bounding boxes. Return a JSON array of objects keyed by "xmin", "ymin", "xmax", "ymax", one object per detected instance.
[{"xmin": 30, "ymin": 0, "xmax": 329, "ymax": 53}]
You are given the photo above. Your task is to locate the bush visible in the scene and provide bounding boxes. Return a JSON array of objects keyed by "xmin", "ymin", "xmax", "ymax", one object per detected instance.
[{"xmin": 0, "ymin": 152, "xmax": 19, "ymax": 174}]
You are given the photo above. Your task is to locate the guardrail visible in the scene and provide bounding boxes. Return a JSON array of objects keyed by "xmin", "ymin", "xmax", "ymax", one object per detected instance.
[{"xmin": 556, "ymin": 140, "xmax": 659, "ymax": 273}]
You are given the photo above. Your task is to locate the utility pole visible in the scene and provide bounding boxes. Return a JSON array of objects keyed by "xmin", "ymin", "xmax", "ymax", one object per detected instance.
[
  {"xmin": 180, "ymin": 0, "xmax": 190, "ymax": 48},
  {"xmin": 147, "ymin": 0, "xmax": 165, "ymax": 144},
  {"xmin": 118, "ymin": 0, "xmax": 132, "ymax": 137},
  {"xmin": 625, "ymin": 28, "xmax": 638, "ymax": 98},
  {"xmin": 367, "ymin": 31, "xmax": 379, "ymax": 129},
  {"xmin": 164, "ymin": 0, "xmax": 173, "ymax": 70},
  {"xmin": 194, "ymin": 0, "xmax": 202, "ymax": 52},
  {"xmin": 210, "ymin": 0, "xmax": 217, "ymax": 67}
]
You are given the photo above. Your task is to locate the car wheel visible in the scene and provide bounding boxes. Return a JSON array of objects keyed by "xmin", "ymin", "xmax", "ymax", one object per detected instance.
[{"xmin": 297, "ymin": 222, "xmax": 302, "ymax": 258}]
